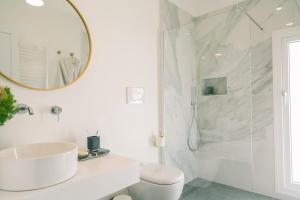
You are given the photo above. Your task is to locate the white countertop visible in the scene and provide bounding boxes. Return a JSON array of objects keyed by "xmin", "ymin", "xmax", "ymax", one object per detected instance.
[{"xmin": 0, "ymin": 154, "xmax": 140, "ymax": 200}]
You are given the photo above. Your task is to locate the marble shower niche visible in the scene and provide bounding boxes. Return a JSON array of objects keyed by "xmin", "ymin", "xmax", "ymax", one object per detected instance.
[
  {"xmin": 162, "ymin": 0, "xmax": 300, "ymax": 198},
  {"xmin": 201, "ymin": 77, "xmax": 228, "ymax": 96}
]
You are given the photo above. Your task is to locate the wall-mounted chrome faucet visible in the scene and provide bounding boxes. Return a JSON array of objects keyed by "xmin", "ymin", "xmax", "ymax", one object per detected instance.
[
  {"xmin": 18, "ymin": 104, "xmax": 34, "ymax": 115},
  {"xmin": 51, "ymin": 106, "xmax": 62, "ymax": 121}
]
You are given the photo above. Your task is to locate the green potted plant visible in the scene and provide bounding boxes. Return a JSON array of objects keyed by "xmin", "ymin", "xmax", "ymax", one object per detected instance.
[{"xmin": 0, "ymin": 87, "xmax": 18, "ymax": 126}]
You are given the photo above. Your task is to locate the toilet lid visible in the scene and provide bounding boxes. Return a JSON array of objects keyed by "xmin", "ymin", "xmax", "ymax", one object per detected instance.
[{"xmin": 140, "ymin": 164, "xmax": 184, "ymax": 185}]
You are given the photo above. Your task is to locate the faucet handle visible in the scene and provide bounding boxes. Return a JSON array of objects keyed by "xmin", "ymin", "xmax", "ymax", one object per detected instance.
[
  {"xmin": 51, "ymin": 106, "xmax": 62, "ymax": 122},
  {"xmin": 27, "ymin": 107, "xmax": 34, "ymax": 115}
]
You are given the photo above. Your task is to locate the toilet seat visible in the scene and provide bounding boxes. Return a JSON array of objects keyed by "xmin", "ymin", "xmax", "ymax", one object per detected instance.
[
  {"xmin": 129, "ymin": 164, "xmax": 184, "ymax": 200},
  {"xmin": 140, "ymin": 164, "xmax": 184, "ymax": 185}
]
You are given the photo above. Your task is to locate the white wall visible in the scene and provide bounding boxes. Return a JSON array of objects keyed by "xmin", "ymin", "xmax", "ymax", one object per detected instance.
[{"xmin": 0, "ymin": 0, "xmax": 160, "ymax": 164}]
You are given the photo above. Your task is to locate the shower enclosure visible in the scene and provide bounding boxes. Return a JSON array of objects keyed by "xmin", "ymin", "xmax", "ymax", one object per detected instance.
[{"xmin": 161, "ymin": 0, "xmax": 300, "ymax": 199}]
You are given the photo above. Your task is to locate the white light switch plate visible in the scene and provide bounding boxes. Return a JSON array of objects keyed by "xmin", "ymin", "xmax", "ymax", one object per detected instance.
[{"xmin": 126, "ymin": 87, "xmax": 144, "ymax": 104}]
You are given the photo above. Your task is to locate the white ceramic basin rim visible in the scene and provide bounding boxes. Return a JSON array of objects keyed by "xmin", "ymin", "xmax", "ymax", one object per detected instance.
[
  {"xmin": 0, "ymin": 142, "xmax": 78, "ymax": 191},
  {"xmin": 0, "ymin": 142, "xmax": 77, "ymax": 160}
]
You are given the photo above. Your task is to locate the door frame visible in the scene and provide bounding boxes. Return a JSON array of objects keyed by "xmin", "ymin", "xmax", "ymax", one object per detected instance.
[{"xmin": 273, "ymin": 26, "xmax": 300, "ymax": 198}]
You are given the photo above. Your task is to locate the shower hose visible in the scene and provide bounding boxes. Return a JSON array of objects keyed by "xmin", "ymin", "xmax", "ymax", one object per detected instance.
[{"xmin": 187, "ymin": 103, "xmax": 201, "ymax": 151}]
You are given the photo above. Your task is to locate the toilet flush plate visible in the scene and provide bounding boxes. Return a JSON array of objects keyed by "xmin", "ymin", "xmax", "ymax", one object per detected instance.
[{"xmin": 126, "ymin": 87, "xmax": 144, "ymax": 104}]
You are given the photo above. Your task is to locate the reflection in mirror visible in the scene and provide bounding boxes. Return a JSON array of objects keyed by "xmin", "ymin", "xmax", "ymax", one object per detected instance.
[{"xmin": 0, "ymin": 0, "xmax": 91, "ymax": 90}]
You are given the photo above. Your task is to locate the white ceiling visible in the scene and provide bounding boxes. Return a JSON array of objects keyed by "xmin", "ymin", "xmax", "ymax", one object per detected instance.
[{"xmin": 168, "ymin": 0, "xmax": 240, "ymax": 17}]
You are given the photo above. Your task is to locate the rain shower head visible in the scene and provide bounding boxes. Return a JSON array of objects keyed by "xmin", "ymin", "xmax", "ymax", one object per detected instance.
[{"xmin": 236, "ymin": 4, "xmax": 264, "ymax": 31}]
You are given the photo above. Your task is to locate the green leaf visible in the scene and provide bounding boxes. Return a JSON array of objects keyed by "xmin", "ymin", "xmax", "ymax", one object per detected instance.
[{"xmin": 0, "ymin": 87, "xmax": 18, "ymax": 126}]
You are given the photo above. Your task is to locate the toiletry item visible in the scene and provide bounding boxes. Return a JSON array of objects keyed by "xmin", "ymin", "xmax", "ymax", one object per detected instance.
[
  {"xmin": 78, "ymin": 149, "xmax": 89, "ymax": 160},
  {"xmin": 78, "ymin": 131, "xmax": 110, "ymax": 162},
  {"xmin": 204, "ymin": 86, "xmax": 215, "ymax": 95},
  {"xmin": 89, "ymin": 148, "xmax": 110, "ymax": 157},
  {"xmin": 78, "ymin": 148, "xmax": 110, "ymax": 162},
  {"xmin": 87, "ymin": 135, "xmax": 100, "ymax": 152}
]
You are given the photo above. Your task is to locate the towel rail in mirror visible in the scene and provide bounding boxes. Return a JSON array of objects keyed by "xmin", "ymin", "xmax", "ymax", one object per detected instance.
[{"xmin": 0, "ymin": 0, "xmax": 92, "ymax": 90}]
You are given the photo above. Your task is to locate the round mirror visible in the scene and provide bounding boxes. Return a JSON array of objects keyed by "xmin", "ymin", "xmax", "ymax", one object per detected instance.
[{"xmin": 0, "ymin": 0, "xmax": 91, "ymax": 90}]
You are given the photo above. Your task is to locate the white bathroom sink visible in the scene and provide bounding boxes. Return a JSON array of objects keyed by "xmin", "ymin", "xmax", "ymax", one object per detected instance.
[{"xmin": 0, "ymin": 142, "xmax": 78, "ymax": 191}]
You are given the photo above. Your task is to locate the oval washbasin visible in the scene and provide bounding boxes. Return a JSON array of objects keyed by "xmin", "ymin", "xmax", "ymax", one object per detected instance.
[{"xmin": 0, "ymin": 142, "xmax": 78, "ymax": 191}]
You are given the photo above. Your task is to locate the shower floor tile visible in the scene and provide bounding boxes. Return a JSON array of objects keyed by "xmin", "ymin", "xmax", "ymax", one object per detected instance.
[{"xmin": 180, "ymin": 178, "xmax": 278, "ymax": 200}]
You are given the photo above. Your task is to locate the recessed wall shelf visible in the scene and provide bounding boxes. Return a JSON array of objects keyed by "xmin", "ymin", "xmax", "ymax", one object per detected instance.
[{"xmin": 201, "ymin": 77, "xmax": 227, "ymax": 96}]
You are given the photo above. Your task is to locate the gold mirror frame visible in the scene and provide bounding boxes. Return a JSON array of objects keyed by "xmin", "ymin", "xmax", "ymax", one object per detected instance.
[{"xmin": 0, "ymin": 0, "xmax": 92, "ymax": 91}]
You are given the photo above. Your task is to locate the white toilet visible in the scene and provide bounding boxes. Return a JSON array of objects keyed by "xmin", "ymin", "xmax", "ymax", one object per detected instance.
[{"xmin": 129, "ymin": 164, "xmax": 184, "ymax": 200}]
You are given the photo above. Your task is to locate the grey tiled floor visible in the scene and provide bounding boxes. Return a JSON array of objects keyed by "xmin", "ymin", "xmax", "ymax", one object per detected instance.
[{"xmin": 180, "ymin": 179, "xmax": 278, "ymax": 200}]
